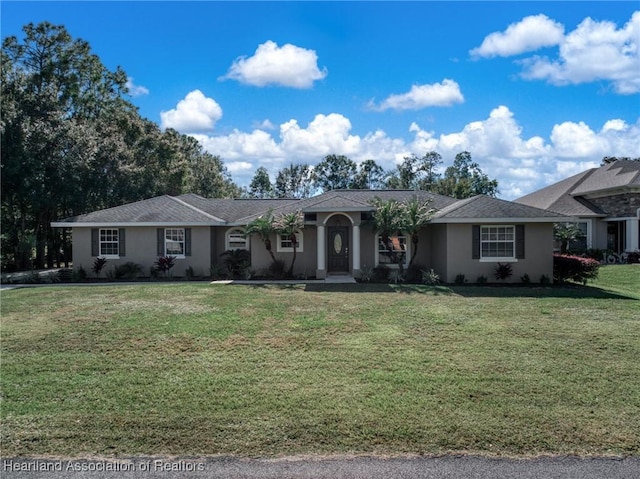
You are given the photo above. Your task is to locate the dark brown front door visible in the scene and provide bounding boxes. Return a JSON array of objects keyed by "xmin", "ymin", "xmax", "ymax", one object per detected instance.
[{"xmin": 328, "ymin": 227, "xmax": 349, "ymax": 272}]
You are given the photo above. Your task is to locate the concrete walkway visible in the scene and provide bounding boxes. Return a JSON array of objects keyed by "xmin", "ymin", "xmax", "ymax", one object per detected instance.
[{"xmin": 212, "ymin": 274, "xmax": 357, "ymax": 285}]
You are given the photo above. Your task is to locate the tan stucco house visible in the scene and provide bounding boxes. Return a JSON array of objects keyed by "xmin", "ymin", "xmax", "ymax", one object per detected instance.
[
  {"xmin": 52, "ymin": 189, "xmax": 566, "ymax": 283},
  {"xmin": 515, "ymin": 160, "xmax": 640, "ymax": 256}
]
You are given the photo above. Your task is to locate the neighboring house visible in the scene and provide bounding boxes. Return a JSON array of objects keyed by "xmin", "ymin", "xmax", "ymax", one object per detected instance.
[
  {"xmin": 51, "ymin": 189, "xmax": 566, "ymax": 283},
  {"xmin": 515, "ymin": 160, "xmax": 640, "ymax": 255}
]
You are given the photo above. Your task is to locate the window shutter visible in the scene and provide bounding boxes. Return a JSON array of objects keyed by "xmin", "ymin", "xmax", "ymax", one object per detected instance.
[
  {"xmin": 91, "ymin": 229, "xmax": 99, "ymax": 256},
  {"xmin": 185, "ymin": 228, "xmax": 192, "ymax": 256},
  {"xmin": 472, "ymin": 225, "xmax": 480, "ymax": 259},
  {"xmin": 157, "ymin": 228, "xmax": 164, "ymax": 256},
  {"xmin": 119, "ymin": 229, "xmax": 126, "ymax": 257},
  {"xmin": 516, "ymin": 225, "xmax": 525, "ymax": 259}
]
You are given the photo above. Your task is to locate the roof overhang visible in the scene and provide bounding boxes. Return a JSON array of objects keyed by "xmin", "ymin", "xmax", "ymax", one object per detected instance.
[
  {"xmin": 51, "ymin": 222, "xmax": 220, "ymax": 228},
  {"xmin": 572, "ymin": 185, "xmax": 640, "ymax": 198},
  {"xmin": 430, "ymin": 216, "xmax": 572, "ymax": 224}
]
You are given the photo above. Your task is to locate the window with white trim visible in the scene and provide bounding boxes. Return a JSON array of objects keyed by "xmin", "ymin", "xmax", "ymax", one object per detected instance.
[
  {"xmin": 377, "ymin": 234, "xmax": 408, "ymax": 267},
  {"xmin": 226, "ymin": 228, "xmax": 248, "ymax": 251},
  {"xmin": 277, "ymin": 231, "xmax": 303, "ymax": 252},
  {"xmin": 99, "ymin": 228, "xmax": 120, "ymax": 258},
  {"xmin": 165, "ymin": 228, "xmax": 185, "ymax": 257},
  {"xmin": 481, "ymin": 225, "xmax": 515, "ymax": 259}
]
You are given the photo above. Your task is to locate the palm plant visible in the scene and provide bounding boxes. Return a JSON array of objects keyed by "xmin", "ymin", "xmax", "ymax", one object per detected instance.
[
  {"xmin": 404, "ymin": 197, "xmax": 436, "ymax": 267},
  {"xmin": 274, "ymin": 210, "xmax": 304, "ymax": 277},
  {"xmin": 369, "ymin": 198, "xmax": 406, "ymax": 273},
  {"xmin": 554, "ymin": 223, "xmax": 584, "ymax": 254},
  {"xmin": 245, "ymin": 210, "xmax": 277, "ymax": 264}
]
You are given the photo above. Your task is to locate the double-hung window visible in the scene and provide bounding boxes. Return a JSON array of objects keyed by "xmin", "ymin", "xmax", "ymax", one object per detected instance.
[
  {"xmin": 164, "ymin": 228, "xmax": 185, "ymax": 257},
  {"xmin": 91, "ymin": 228, "xmax": 124, "ymax": 259},
  {"xmin": 480, "ymin": 225, "xmax": 515, "ymax": 260},
  {"xmin": 99, "ymin": 228, "xmax": 120, "ymax": 258},
  {"xmin": 156, "ymin": 228, "xmax": 191, "ymax": 258}
]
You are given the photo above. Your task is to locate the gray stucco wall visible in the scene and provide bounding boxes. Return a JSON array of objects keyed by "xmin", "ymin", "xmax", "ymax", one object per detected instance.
[
  {"xmin": 440, "ymin": 223, "xmax": 555, "ymax": 284},
  {"xmin": 72, "ymin": 226, "xmax": 213, "ymax": 278}
]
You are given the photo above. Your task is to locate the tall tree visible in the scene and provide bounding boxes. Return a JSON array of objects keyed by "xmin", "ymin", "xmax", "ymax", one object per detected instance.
[
  {"xmin": 434, "ymin": 151, "xmax": 498, "ymax": 199},
  {"xmin": 417, "ymin": 151, "xmax": 443, "ymax": 191},
  {"xmin": 386, "ymin": 155, "xmax": 420, "ymax": 189},
  {"xmin": 352, "ymin": 159, "xmax": 386, "ymax": 189},
  {"xmin": 1, "ymin": 22, "xmax": 132, "ymax": 269},
  {"xmin": 313, "ymin": 154, "xmax": 357, "ymax": 191},
  {"xmin": 248, "ymin": 167, "xmax": 273, "ymax": 198},
  {"xmin": 274, "ymin": 163, "xmax": 314, "ymax": 198}
]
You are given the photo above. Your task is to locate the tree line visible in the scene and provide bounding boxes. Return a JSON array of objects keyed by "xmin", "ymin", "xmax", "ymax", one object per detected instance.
[
  {"xmin": 1, "ymin": 22, "xmax": 239, "ymax": 271},
  {"xmin": 247, "ymin": 151, "xmax": 499, "ymax": 199},
  {"xmin": 0, "ymin": 22, "xmax": 503, "ymax": 272}
]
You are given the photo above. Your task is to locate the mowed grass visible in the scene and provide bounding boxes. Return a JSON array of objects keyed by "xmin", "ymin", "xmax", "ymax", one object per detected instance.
[{"xmin": 1, "ymin": 266, "xmax": 639, "ymax": 458}]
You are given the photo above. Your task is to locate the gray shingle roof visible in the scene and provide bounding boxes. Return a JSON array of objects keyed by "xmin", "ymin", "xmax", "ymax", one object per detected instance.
[
  {"xmin": 514, "ymin": 161, "xmax": 640, "ymax": 217},
  {"xmin": 432, "ymin": 195, "xmax": 568, "ymax": 222},
  {"xmin": 53, "ymin": 195, "xmax": 226, "ymax": 225},
  {"xmin": 53, "ymin": 189, "xmax": 563, "ymax": 227},
  {"xmin": 571, "ymin": 160, "xmax": 640, "ymax": 195}
]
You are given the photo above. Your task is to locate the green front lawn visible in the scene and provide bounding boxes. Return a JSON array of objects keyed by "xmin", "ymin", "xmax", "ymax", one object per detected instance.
[{"xmin": 1, "ymin": 266, "xmax": 639, "ymax": 457}]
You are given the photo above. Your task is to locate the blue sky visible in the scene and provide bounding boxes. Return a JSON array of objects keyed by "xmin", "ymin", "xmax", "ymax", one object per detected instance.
[{"xmin": 3, "ymin": 1, "xmax": 639, "ymax": 199}]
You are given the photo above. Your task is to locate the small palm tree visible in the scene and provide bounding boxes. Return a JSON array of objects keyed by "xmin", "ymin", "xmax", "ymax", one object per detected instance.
[
  {"xmin": 554, "ymin": 223, "xmax": 584, "ymax": 254},
  {"xmin": 370, "ymin": 198, "xmax": 406, "ymax": 273},
  {"xmin": 274, "ymin": 210, "xmax": 304, "ymax": 277},
  {"xmin": 404, "ymin": 197, "xmax": 436, "ymax": 267},
  {"xmin": 245, "ymin": 210, "xmax": 277, "ymax": 264}
]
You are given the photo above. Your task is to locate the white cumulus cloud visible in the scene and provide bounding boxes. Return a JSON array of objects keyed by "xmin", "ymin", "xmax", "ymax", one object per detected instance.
[
  {"xmin": 221, "ymin": 40, "xmax": 327, "ymax": 88},
  {"xmin": 371, "ymin": 79, "xmax": 464, "ymax": 111},
  {"xmin": 186, "ymin": 108, "xmax": 640, "ymax": 200},
  {"xmin": 520, "ymin": 11, "xmax": 640, "ymax": 94},
  {"xmin": 470, "ymin": 14, "xmax": 565, "ymax": 58},
  {"xmin": 160, "ymin": 90, "xmax": 223, "ymax": 133}
]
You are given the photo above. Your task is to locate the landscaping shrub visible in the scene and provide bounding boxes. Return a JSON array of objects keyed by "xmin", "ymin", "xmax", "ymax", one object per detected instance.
[
  {"xmin": 627, "ymin": 251, "xmax": 640, "ymax": 264},
  {"xmin": 92, "ymin": 257, "xmax": 107, "ymax": 277},
  {"xmin": 476, "ymin": 275, "xmax": 488, "ymax": 285},
  {"xmin": 520, "ymin": 273, "xmax": 531, "ymax": 284},
  {"xmin": 404, "ymin": 263, "xmax": 425, "ymax": 283},
  {"xmin": 421, "ymin": 268, "xmax": 440, "ymax": 286},
  {"xmin": 154, "ymin": 255, "xmax": 177, "ymax": 278},
  {"xmin": 372, "ymin": 264, "xmax": 390, "ymax": 282},
  {"xmin": 221, "ymin": 249, "xmax": 252, "ymax": 279},
  {"xmin": 553, "ymin": 254, "xmax": 600, "ymax": 284},
  {"xmin": 358, "ymin": 265, "xmax": 374, "ymax": 283},
  {"xmin": 455, "ymin": 273, "xmax": 467, "ymax": 285},
  {"xmin": 494, "ymin": 262, "xmax": 513, "ymax": 281},
  {"xmin": 114, "ymin": 262, "xmax": 144, "ymax": 280},
  {"xmin": 584, "ymin": 249, "xmax": 606, "ymax": 262},
  {"xmin": 268, "ymin": 258, "xmax": 287, "ymax": 279}
]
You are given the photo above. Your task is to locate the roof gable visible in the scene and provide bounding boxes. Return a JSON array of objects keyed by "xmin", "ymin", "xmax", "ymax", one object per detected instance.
[
  {"xmin": 515, "ymin": 161, "xmax": 640, "ymax": 217},
  {"xmin": 571, "ymin": 160, "xmax": 640, "ymax": 196}
]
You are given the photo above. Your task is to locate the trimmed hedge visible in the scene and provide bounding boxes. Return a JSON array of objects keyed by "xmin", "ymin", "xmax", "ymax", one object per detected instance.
[{"xmin": 553, "ymin": 254, "xmax": 600, "ymax": 284}]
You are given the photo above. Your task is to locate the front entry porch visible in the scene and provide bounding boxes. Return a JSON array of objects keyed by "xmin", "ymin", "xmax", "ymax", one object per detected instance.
[{"xmin": 315, "ymin": 213, "xmax": 361, "ymax": 279}]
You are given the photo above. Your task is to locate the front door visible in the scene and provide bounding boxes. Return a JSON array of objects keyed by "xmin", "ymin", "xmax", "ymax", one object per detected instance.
[{"xmin": 328, "ymin": 227, "xmax": 349, "ymax": 272}]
